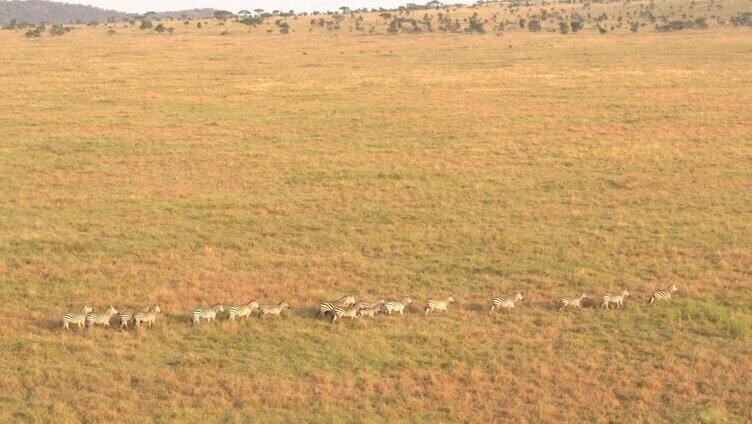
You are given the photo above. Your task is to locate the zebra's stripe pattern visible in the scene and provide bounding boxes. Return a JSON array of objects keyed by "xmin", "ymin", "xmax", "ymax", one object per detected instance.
[
  {"xmin": 649, "ymin": 284, "xmax": 678, "ymax": 305},
  {"xmin": 425, "ymin": 296, "xmax": 455, "ymax": 316},
  {"xmin": 331, "ymin": 304, "xmax": 362, "ymax": 323},
  {"xmin": 119, "ymin": 306, "xmax": 150, "ymax": 329},
  {"xmin": 85, "ymin": 306, "xmax": 118, "ymax": 328},
  {"xmin": 383, "ymin": 297, "xmax": 412, "ymax": 316},
  {"xmin": 316, "ymin": 295, "xmax": 355, "ymax": 319},
  {"xmin": 228, "ymin": 300, "xmax": 260, "ymax": 320},
  {"xmin": 602, "ymin": 289, "xmax": 630, "ymax": 309},
  {"xmin": 259, "ymin": 300, "xmax": 290, "ymax": 318},
  {"xmin": 192, "ymin": 304, "xmax": 224, "ymax": 325},
  {"xmin": 61, "ymin": 306, "xmax": 94, "ymax": 331},
  {"xmin": 490, "ymin": 293, "xmax": 523, "ymax": 312},
  {"xmin": 559, "ymin": 293, "xmax": 588, "ymax": 310},
  {"xmin": 134, "ymin": 305, "xmax": 162, "ymax": 328}
]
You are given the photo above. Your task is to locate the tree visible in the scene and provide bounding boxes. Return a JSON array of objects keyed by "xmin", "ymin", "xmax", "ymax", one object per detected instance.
[
  {"xmin": 140, "ymin": 19, "xmax": 153, "ymax": 30},
  {"xmin": 154, "ymin": 23, "xmax": 166, "ymax": 33},
  {"xmin": 570, "ymin": 20, "xmax": 583, "ymax": 32},
  {"xmin": 214, "ymin": 10, "xmax": 234, "ymax": 21},
  {"xmin": 559, "ymin": 21, "xmax": 569, "ymax": 34},
  {"xmin": 527, "ymin": 19, "xmax": 541, "ymax": 32}
]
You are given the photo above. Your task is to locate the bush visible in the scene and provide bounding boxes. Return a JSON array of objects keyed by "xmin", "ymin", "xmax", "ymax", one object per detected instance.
[
  {"xmin": 527, "ymin": 19, "xmax": 541, "ymax": 32},
  {"xmin": 630, "ymin": 22, "xmax": 639, "ymax": 32},
  {"xmin": 140, "ymin": 20, "xmax": 152, "ymax": 30},
  {"xmin": 154, "ymin": 23, "xmax": 166, "ymax": 33},
  {"xmin": 558, "ymin": 21, "xmax": 569, "ymax": 34},
  {"xmin": 730, "ymin": 12, "xmax": 751, "ymax": 27},
  {"xmin": 570, "ymin": 20, "xmax": 583, "ymax": 32},
  {"xmin": 25, "ymin": 26, "xmax": 43, "ymax": 38},
  {"xmin": 49, "ymin": 25, "xmax": 72, "ymax": 36}
]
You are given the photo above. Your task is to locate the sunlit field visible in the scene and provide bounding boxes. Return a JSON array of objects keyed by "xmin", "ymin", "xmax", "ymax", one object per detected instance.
[{"xmin": 1, "ymin": 0, "xmax": 751, "ymax": 421}]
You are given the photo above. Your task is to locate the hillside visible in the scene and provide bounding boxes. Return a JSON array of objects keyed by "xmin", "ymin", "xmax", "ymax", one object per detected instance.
[{"xmin": 0, "ymin": 1, "xmax": 216, "ymax": 25}]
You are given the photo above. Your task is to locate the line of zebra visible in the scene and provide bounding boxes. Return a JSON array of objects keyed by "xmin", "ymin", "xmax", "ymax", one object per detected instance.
[
  {"xmin": 59, "ymin": 284, "xmax": 680, "ymax": 330},
  {"xmin": 61, "ymin": 305, "xmax": 162, "ymax": 331}
]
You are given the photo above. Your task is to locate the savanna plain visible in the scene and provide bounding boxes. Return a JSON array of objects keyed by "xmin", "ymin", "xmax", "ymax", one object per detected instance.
[{"xmin": 0, "ymin": 0, "xmax": 751, "ymax": 422}]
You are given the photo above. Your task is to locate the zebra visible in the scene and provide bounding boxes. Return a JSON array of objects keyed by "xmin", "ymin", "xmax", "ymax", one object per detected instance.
[
  {"xmin": 134, "ymin": 305, "xmax": 162, "ymax": 328},
  {"xmin": 259, "ymin": 300, "xmax": 290, "ymax": 318},
  {"xmin": 316, "ymin": 295, "xmax": 356, "ymax": 319},
  {"xmin": 490, "ymin": 293, "xmax": 524, "ymax": 312},
  {"xmin": 119, "ymin": 306, "xmax": 151, "ymax": 330},
  {"xmin": 649, "ymin": 284, "xmax": 678, "ymax": 306},
  {"xmin": 331, "ymin": 304, "xmax": 362, "ymax": 323},
  {"xmin": 227, "ymin": 300, "xmax": 260, "ymax": 321},
  {"xmin": 359, "ymin": 305, "xmax": 382, "ymax": 318},
  {"xmin": 559, "ymin": 293, "xmax": 588, "ymax": 310},
  {"xmin": 192, "ymin": 304, "xmax": 224, "ymax": 325},
  {"xmin": 601, "ymin": 289, "xmax": 630, "ymax": 309},
  {"xmin": 61, "ymin": 306, "xmax": 94, "ymax": 331},
  {"xmin": 383, "ymin": 297, "xmax": 412, "ymax": 316},
  {"xmin": 425, "ymin": 296, "xmax": 455, "ymax": 316},
  {"xmin": 85, "ymin": 306, "xmax": 118, "ymax": 328}
]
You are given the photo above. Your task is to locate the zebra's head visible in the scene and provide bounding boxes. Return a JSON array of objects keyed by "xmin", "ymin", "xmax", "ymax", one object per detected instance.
[
  {"xmin": 152, "ymin": 305, "xmax": 162, "ymax": 314},
  {"xmin": 402, "ymin": 296, "xmax": 413, "ymax": 305},
  {"xmin": 106, "ymin": 306, "xmax": 118, "ymax": 315},
  {"xmin": 213, "ymin": 304, "xmax": 225, "ymax": 312},
  {"xmin": 579, "ymin": 293, "xmax": 588, "ymax": 300},
  {"xmin": 446, "ymin": 296, "xmax": 455, "ymax": 303},
  {"xmin": 248, "ymin": 300, "xmax": 260, "ymax": 309},
  {"xmin": 669, "ymin": 284, "xmax": 678, "ymax": 293},
  {"xmin": 139, "ymin": 305, "xmax": 151, "ymax": 312},
  {"xmin": 621, "ymin": 289, "xmax": 630, "ymax": 297},
  {"xmin": 515, "ymin": 293, "xmax": 524, "ymax": 301},
  {"xmin": 342, "ymin": 295, "xmax": 356, "ymax": 306},
  {"xmin": 81, "ymin": 305, "xmax": 94, "ymax": 314},
  {"xmin": 279, "ymin": 299, "xmax": 290, "ymax": 309}
]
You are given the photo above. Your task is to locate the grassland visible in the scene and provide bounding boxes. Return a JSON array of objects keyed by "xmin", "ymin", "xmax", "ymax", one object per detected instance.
[{"xmin": 1, "ymin": 1, "xmax": 751, "ymax": 422}]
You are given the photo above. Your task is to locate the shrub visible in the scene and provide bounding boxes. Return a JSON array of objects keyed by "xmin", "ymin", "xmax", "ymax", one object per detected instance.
[
  {"xmin": 630, "ymin": 21, "xmax": 639, "ymax": 32},
  {"xmin": 49, "ymin": 25, "xmax": 72, "ymax": 36},
  {"xmin": 570, "ymin": 20, "xmax": 583, "ymax": 32},
  {"xmin": 527, "ymin": 19, "xmax": 541, "ymax": 32},
  {"xmin": 140, "ymin": 20, "xmax": 153, "ymax": 30},
  {"xmin": 558, "ymin": 21, "xmax": 569, "ymax": 34},
  {"xmin": 154, "ymin": 23, "xmax": 167, "ymax": 33},
  {"xmin": 730, "ymin": 12, "xmax": 751, "ymax": 27},
  {"xmin": 25, "ymin": 26, "xmax": 44, "ymax": 38}
]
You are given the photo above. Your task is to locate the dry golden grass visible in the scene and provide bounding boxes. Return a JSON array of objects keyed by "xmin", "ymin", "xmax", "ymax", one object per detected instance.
[{"xmin": 0, "ymin": 1, "xmax": 751, "ymax": 422}]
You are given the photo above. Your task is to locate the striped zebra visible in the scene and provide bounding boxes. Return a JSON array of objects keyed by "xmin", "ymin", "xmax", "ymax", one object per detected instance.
[
  {"xmin": 559, "ymin": 293, "xmax": 588, "ymax": 310},
  {"xmin": 134, "ymin": 305, "xmax": 162, "ymax": 328},
  {"xmin": 383, "ymin": 297, "xmax": 412, "ymax": 316},
  {"xmin": 425, "ymin": 296, "xmax": 455, "ymax": 316},
  {"xmin": 85, "ymin": 306, "xmax": 118, "ymax": 328},
  {"xmin": 331, "ymin": 304, "xmax": 362, "ymax": 323},
  {"xmin": 227, "ymin": 300, "xmax": 260, "ymax": 321},
  {"xmin": 259, "ymin": 300, "xmax": 290, "ymax": 318},
  {"xmin": 192, "ymin": 304, "xmax": 224, "ymax": 325},
  {"xmin": 316, "ymin": 295, "xmax": 356, "ymax": 319},
  {"xmin": 649, "ymin": 284, "xmax": 678, "ymax": 306},
  {"xmin": 601, "ymin": 289, "xmax": 630, "ymax": 309},
  {"xmin": 119, "ymin": 306, "xmax": 150, "ymax": 329},
  {"xmin": 61, "ymin": 306, "xmax": 94, "ymax": 331},
  {"xmin": 490, "ymin": 293, "xmax": 523, "ymax": 312}
]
